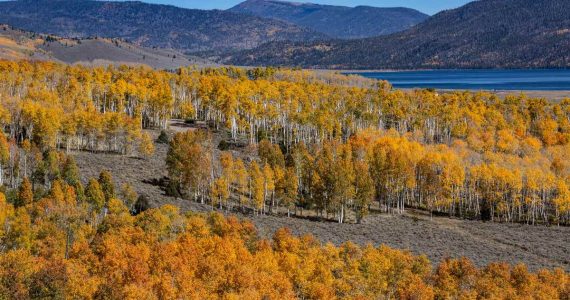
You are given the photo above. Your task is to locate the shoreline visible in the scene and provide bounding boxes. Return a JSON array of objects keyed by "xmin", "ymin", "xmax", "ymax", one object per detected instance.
[
  {"xmin": 336, "ymin": 70, "xmax": 570, "ymax": 101},
  {"xmin": 337, "ymin": 68, "xmax": 570, "ymax": 73},
  {"xmin": 433, "ymin": 89, "xmax": 569, "ymax": 101}
]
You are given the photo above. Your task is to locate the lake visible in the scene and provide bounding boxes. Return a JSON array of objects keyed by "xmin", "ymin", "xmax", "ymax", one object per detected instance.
[{"xmin": 351, "ymin": 69, "xmax": 570, "ymax": 91}]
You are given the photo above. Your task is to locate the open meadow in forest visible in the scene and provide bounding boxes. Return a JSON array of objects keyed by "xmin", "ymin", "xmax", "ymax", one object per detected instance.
[{"xmin": 73, "ymin": 126, "xmax": 570, "ymax": 272}]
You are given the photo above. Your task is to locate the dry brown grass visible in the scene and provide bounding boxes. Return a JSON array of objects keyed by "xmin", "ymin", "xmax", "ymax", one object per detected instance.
[{"xmin": 72, "ymin": 126, "xmax": 570, "ymax": 272}]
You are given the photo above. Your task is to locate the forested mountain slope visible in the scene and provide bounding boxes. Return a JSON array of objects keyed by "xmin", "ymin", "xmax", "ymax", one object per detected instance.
[
  {"xmin": 0, "ymin": 60, "xmax": 568, "ymax": 298},
  {"xmin": 0, "ymin": 0, "xmax": 326, "ymax": 53},
  {"xmin": 228, "ymin": 0, "xmax": 428, "ymax": 39},
  {"xmin": 0, "ymin": 24, "xmax": 49, "ymax": 61},
  {"xmin": 224, "ymin": 0, "xmax": 570, "ymax": 69}
]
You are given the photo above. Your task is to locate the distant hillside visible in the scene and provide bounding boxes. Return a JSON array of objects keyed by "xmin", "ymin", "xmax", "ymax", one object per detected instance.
[
  {"xmin": 224, "ymin": 0, "xmax": 570, "ymax": 69},
  {"xmin": 0, "ymin": 0, "xmax": 326, "ymax": 54},
  {"xmin": 0, "ymin": 25, "xmax": 210, "ymax": 69},
  {"xmin": 0, "ymin": 25, "xmax": 47, "ymax": 61},
  {"xmin": 229, "ymin": 0, "xmax": 428, "ymax": 39}
]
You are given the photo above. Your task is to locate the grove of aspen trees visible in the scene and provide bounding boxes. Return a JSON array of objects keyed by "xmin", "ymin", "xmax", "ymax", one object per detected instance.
[
  {"xmin": 0, "ymin": 60, "xmax": 568, "ymax": 298},
  {"xmin": 1, "ymin": 60, "xmax": 569, "ymax": 224}
]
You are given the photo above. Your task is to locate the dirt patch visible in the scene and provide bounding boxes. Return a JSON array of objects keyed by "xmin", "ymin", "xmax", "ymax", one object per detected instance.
[{"xmin": 72, "ymin": 129, "xmax": 570, "ymax": 272}]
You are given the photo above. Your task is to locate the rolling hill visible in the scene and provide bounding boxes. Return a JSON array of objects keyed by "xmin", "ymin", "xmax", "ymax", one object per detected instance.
[
  {"xmin": 0, "ymin": 25, "xmax": 210, "ymax": 69},
  {"xmin": 0, "ymin": 0, "xmax": 326, "ymax": 54},
  {"xmin": 228, "ymin": 0, "xmax": 428, "ymax": 39},
  {"xmin": 223, "ymin": 0, "xmax": 570, "ymax": 69}
]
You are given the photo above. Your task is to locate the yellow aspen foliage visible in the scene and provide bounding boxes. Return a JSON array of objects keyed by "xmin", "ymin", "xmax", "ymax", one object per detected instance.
[
  {"xmin": 166, "ymin": 130, "xmax": 212, "ymax": 201},
  {"xmin": 538, "ymin": 118, "xmax": 560, "ymax": 146},
  {"xmin": 85, "ymin": 179, "xmax": 105, "ymax": 213},
  {"xmin": 554, "ymin": 180, "xmax": 570, "ymax": 219},
  {"xmin": 0, "ymin": 191, "xmax": 566, "ymax": 299},
  {"xmin": 98, "ymin": 170, "xmax": 115, "ymax": 202},
  {"xmin": 121, "ymin": 183, "xmax": 138, "ymax": 211},
  {"xmin": 210, "ymin": 177, "xmax": 230, "ymax": 210},
  {"xmin": 17, "ymin": 178, "xmax": 33, "ymax": 207},
  {"xmin": 219, "ymin": 151, "xmax": 235, "ymax": 184},
  {"xmin": 263, "ymin": 164, "xmax": 275, "ymax": 203},
  {"xmin": 138, "ymin": 132, "xmax": 155, "ymax": 159},
  {"xmin": 249, "ymin": 161, "xmax": 265, "ymax": 213},
  {"xmin": 353, "ymin": 161, "xmax": 374, "ymax": 223},
  {"xmin": 1, "ymin": 63, "xmax": 570, "ymax": 299},
  {"xmin": 496, "ymin": 129, "xmax": 519, "ymax": 154},
  {"xmin": 275, "ymin": 166, "xmax": 298, "ymax": 216},
  {"xmin": 0, "ymin": 192, "xmax": 13, "ymax": 238},
  {"xmin": 50, "ymin": 179, "xmax": 66, "ymax": 205},
  {"xmin": 234, "ymin": 158, "xmax": 249, "ymax": 207},
  {"xmin": 6, "ymin": 207, "xmax": 33, "ymax": 250},
  {"xmin": 0, "ymin": 133, "xmax": 9, "ymax": 186},
  {"xmin": 0, "ymin": 249, "xmax": 41, "ymax": 298}
]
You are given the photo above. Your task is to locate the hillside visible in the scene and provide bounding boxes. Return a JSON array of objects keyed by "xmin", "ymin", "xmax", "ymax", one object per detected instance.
[
  {"xmin": 224, "ymin": 0, "xmax": 570, "ymax": 69},
  {"xmin": 228, "ymin": 0, "xmax": 428, "ymax": 39},
  {"xmin": 1, "ymin": 59, "xmax": 570, "ymax": 278},
  {"xmin": 0, "ymin": 24, "xmax": 49, "ymax": 61},
  {"xmin": 0, "ymin": 59, "xmax": 569, "ymax": 299},
  {"xmin": 0, "ymin": 25, "xmax": 209, "ymax": 69},
  {"xmin": 0, "ymin": 0, "xmax": 326, "ymax": 54}
]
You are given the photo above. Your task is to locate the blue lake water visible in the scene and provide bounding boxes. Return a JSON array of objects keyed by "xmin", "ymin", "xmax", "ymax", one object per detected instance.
[{"xmin": 351, "ymin": 69, "xmax": 570, "ymax": 91}]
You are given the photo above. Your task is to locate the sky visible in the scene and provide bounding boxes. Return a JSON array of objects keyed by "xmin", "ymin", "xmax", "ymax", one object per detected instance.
[{"xmin": 129, "ymin": 0, "xmax": 473, "ymax": 15}]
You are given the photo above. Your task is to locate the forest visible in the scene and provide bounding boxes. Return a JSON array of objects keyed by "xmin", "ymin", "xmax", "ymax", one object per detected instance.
[
  {"xmin": 0, "ymin": 60, "xmax": 569, "ymax": 298},
  {"xmin": 1, "ymin": 60, "xmax": 568, "ymax": 225},
  {"xmin": 0, "ymin": 180, "xmax": 569, "ymax": 299}
]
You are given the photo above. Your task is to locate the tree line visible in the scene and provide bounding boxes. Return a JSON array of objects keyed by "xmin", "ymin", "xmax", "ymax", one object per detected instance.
[{"xmin": 167, "ymin": 129, "xmax": 570, "ymax": 225}]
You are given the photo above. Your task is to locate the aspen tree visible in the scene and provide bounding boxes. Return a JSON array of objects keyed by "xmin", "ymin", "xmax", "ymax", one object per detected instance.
[
  {"xmin": 138, "ymin": 132, "xmax": 155, "ymax": 159},
  {"xmin": 234, "ymin": 158, "xmax": 249, "ymax": 210},
  {"xmin": 0, "ymin": 192, "xmax": 13, "ymax": 239},
  {"xmin": 16, "ymin": 178, "xmax": 33, "ymax": 207},
  {"xmin": 262, "ymin": 163, "xmax": 275, "ymax": 214},
  {"xmin": 62, "ymin": 156, "xmax": 80, "ymax": 186},
  {"xmin": 0, "ymin": 133, "xmax": 8, "ymax": 186},
  {"xmin": 121, "ymin": 183, "xmax": 138, "ymax": 212},
  {"xmin": 85, "ymin": 179, "xmax": 105, "ymax": 213},
  {"xmin": 353, "ymin": 161, "xmax": 374, "ymax": 223},
  {"xmin": 98, "ymin": 170, "xmax": 115, "ymax": 202},
  {"xmin": 249, "ymin": 161, "xmax": 264, "ymax": 215}
]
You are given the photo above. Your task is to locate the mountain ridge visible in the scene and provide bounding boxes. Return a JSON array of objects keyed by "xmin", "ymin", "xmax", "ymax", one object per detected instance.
[
  {"xmin": 223, "ymin": 0, "xmax": 570, "ymax": 69},
  {"xmin": 0, "ymin": 0, "xmax": 327, "ymax": 54},
  {"xmin": 0, "ymin": 24, "xmax": 210, "ymax": 69},
  {"xmin": 228, "ymin": 0, "xmax": 428, "ymax": 39}
]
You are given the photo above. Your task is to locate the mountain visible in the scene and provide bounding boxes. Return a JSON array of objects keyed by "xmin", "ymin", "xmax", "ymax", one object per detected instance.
[
  {"xmin": 0, "ymin": 0, "xmax": 326, "ymax": 54},
  {"xmin": 0, "ymin": 24, "xmax": 211, "ymax": 69},
  {"xmin": 228, "ymin": 0, "xmax": 428, "ymax": 39},
  {"xmin": 223, "ymin": 0, "xmax": 570, "ymax": 69}
]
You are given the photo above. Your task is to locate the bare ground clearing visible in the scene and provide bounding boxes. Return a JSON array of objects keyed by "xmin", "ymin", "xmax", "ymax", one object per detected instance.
[{"xmin": 72, "ymin": 127, "xmax": 570, "ymax": 272}]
